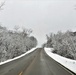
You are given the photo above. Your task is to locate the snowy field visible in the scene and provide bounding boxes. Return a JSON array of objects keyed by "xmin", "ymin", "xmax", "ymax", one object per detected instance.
[
  {"xmin": 44, "ymin": 48, "xmax": 76, "ymax": 73},
  {"xmin": 0, "ymin": 47, "xmax": 37, "ymax": 65}
]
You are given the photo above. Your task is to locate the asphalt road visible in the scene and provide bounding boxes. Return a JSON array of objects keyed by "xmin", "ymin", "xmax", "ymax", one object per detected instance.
[{"xmin": 0, "ymin": 48, "xmax": 75, "ymax": 75}]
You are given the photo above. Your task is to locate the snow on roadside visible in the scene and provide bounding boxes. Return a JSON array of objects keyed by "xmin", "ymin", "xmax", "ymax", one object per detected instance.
[
  {"xmin": 44, "ymin": 47, "xmax": 76, "ymax": 73},
  {"xmin": 0, "ymin": 47, "xmax": 37, "ymax": 65}
]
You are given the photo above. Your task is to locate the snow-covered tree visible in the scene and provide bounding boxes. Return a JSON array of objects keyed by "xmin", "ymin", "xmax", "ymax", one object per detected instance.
[
  {"xmin": 45, "ymin": 30, "xmax": 76, "ymax": 60},
  {"xmin": 0, "ymin": 25, "xmax": 37, "ymax": 62}
]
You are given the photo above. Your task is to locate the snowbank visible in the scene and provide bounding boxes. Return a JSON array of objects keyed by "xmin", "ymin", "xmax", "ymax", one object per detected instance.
[
  {"xmin": 44, "ymin": 48, "xmax": 76, "ymax": 73},
  {"xmin": 0, "ymin": 47, "xmax": 37, "ymax": 65}
]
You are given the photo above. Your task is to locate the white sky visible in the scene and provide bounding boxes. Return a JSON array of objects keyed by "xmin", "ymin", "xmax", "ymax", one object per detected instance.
[{"xmin": 0, "ymin": 0, "xmax": 76, "ymax": 46}]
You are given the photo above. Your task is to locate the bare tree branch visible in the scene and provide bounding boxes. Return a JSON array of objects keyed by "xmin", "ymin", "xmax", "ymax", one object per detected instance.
[{"xmin": 0, "ymin": 1, "xmax": 5, "ymax": 10}]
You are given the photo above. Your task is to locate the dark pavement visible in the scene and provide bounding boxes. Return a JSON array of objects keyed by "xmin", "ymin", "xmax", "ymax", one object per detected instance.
[{"xmin": 0, "ymin": 48, "xmax": 75, "ymax": 75}]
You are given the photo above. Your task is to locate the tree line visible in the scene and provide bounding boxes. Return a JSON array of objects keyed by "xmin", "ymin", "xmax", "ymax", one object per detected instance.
[
  {"xmin": 0, "ymin": 25, "xmax": 37, "ymax": 62},
  {"xmin": 43, "ymin": 31, "xmax": 76, "ymax": 60}
]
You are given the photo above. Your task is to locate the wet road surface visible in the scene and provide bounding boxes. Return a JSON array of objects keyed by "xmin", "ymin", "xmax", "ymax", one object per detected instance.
[{"xmin": 0, "ymin": 48, "xmax": 75, "ymax": 75}]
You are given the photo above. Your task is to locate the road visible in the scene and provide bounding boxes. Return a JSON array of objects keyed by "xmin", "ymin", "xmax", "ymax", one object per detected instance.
[{"xmin": 0, "ymin": 48, "xmax": 75, "ymax": 75}]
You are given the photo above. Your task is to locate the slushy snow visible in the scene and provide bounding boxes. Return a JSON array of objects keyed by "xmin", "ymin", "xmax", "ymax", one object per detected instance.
[{"xmin": 44, "ymin": 48, "xmax": 76, "ymax": 73}]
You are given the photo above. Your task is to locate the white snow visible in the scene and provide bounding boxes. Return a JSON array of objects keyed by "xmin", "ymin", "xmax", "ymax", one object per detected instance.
[
  {"xmin": 0, "ymin": 47, "xmax": 37, "ymax": 65},
  {"xmin": 44, "ymin": 47, "xmax": 76, "ymax": 73}
]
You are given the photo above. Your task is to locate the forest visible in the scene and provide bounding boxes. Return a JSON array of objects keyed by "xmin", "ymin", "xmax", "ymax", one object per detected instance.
[
  {"xmin": 43, "ymin": 31, "xmax": 76, "ymax": 60},
  {"xmin": 0, "ymin": 25, "xmax": 37, "ymax": 62}
]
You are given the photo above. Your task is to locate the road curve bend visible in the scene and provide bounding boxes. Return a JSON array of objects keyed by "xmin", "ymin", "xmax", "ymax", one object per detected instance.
[{"xmin": 0, "ymin": 48, "xmax": 75, "ymax": 75}]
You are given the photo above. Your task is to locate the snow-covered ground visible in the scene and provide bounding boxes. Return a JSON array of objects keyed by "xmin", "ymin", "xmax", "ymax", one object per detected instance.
[
  {"xmin": 44, "ymin": 48, "xmax": 76, "ymax": 73},
  {"xmin": 0, "ymin": 47, "xmax": 37, "ymax": 65}
]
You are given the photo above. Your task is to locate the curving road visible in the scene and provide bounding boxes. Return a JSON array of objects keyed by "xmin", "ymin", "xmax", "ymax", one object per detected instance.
[{"xmin": 0, "ymin": 48, "xmax": 75, "ymax": 75}]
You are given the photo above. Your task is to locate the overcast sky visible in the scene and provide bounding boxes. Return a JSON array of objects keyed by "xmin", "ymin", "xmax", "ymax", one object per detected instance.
[{"xmin": 0, "ymin": 0, "xmax": 76, "ymax": 46}]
